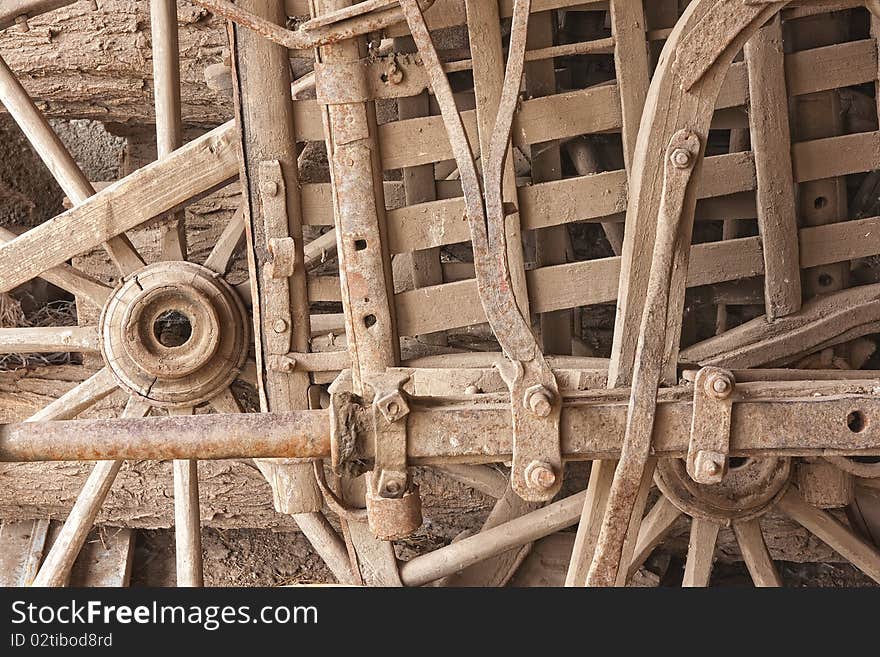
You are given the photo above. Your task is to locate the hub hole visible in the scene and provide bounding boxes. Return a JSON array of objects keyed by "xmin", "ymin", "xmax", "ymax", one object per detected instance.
[
  {"xmin": 814, "ymin": 196, "xmax": 828, "ymax": 210},
  {"xmin": 818, "ymin": 273, "xmax": 834, "ymax": 288},
  {"xmin": 363, "ymin": 314, "xmax": 377, "ymax": 328},
  {"xmin": 153, "ymin": 310, "xmax": 192, "ymax": 348},
  {"xmin": 847, "ymin": 410, "xmax": 867, "ymax": 434},
  {"xmin": 354, "ymin": 239, "xmax": 367, "ymax": 251}
]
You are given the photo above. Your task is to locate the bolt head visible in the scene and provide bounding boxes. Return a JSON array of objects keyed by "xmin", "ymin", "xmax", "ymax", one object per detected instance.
[
  {"xmin": 273, "ymin": 319, "xmax": 288, "ymax": 333},
  {"xmin": 671, "ymin": 148, "xmax": 692, "ymax": 169},
  {"xmin": 704, "ymin": 371, "xmax": 734, "ymax": 399},
  {"xmin": 464, "ymin": 385, "xmax": 480, "ymax": 395},
  {"xmin": 383, "ymin": 479, "xmax": 402, "ymax": 495},
  {"xmin": 262, "ymin": 180, "xmax": 279, "ymax": 197},
  {"xmin": 526, "ymin": 386, "xmax": 554, "ymax": 418},
  {"xmin": 525, "ymin": 461, "xmax": 557, "ymax": 490}
]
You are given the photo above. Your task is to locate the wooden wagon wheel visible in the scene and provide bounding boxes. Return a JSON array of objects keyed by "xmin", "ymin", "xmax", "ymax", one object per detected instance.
[
  {"xmin": 563, "ymin": 0, "xmax": 880, "ymax": 587},
  {"xmin": 6, "ymin": 0, "xmax": 880, "ymax": 588}
]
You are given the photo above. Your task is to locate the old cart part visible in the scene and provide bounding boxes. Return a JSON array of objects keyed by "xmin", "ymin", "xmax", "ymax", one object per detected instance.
[
  {"xmin": 13, "ymin": 375, "xmax": 880, "ymax": 462},
  {"xmin": 400, "ymin": 0, "xmax": 562, "ymax": 502},
  {"xmin": 312, "ymin": 0, "xmax": 402, "ymax": 585},
  {"xmin": 585, "ymin": 129, "xmax": 701, "ymax": 587},
  {"xmin": 189, "ymin": 0, "xmax": 435, "ymax": 51},
  {"xmin": 100, "ymin": 261, "xmax": 249, "ymax": 407},
  {"xmin": 232, "ymin": 1, "xmax": 351, "ymax": 585},
  {"xmin": 796, "ymin": 459, "xmax": 854, "ymax": 509},
  {"xmin": 687, "ymin": 367, "xmax": 734, "ymax": 485},
  {"xmin": 363, "ymin": 372, "xmax": 423, "ymax": 540}
]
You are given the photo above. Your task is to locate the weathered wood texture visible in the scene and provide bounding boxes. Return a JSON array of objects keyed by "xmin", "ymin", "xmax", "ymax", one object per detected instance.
[{"xmin": 0, "ymin": 1, "xmax": 232, "ymax": 127}]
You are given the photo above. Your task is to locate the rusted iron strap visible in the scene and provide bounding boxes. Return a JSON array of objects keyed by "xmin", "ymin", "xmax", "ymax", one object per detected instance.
[
  {"xmin": 400, "ymin": 0, "xmax": 561, "ymax": 502},
  {"xmin": 189, "ymin": 0, "xmax": 435, "ymax": 51},
  {"xmin": 587, "ymin": 130, "xmax": 701, "ymax": 587},
  {"xmin": 7, "ymin": 383, "xmax": 880, "ymax": 462}
]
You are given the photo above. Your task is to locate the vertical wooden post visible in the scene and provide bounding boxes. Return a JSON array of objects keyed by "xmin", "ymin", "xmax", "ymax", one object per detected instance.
[
  {"xmin": 567, "ymin": 0, "xmax": 653, "ymax": 587},
  {"xmin": 744, "ymin": 15, "xmax": 801, "ymax": 321},
  {"xmin": 311, "ymin": 0, "xmax": 402, "ymax": 586}
]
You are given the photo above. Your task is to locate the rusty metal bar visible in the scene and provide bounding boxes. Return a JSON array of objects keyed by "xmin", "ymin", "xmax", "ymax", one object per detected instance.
[{"xmin": 8, "ymin": 379, "xmax": 880, "ymax": 462}]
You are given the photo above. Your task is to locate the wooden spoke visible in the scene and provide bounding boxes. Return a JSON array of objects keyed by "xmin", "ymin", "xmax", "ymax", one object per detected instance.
[
  {"xmin": 732, "ymin": 518, "xmax": 782, "ymax": 587},
  {"xmin": 0, "ymin": 52, "xmax": 144, "ymax": 277},
  {"xmin": 0, "ymin": 227, "xmax": 112, "ymax": 308},
  {"xmin": 0, "ymin": 121, "xmax": 238, "ymax": 295},
  {"xmin": 31, "ymin": 396, "xmax": 151, "ymax": 587},
  {"xmin": 24, "ymin": 367, "xmax": 118, "ymax": 422},
  {"xmin": 204, "ymin": 207, "xmax": 245, "ymax": 274},
  {"xmin": 0, "ymin": 326, "xmax": 99, "ymax": 354},
  {"xmin": 682, "ymin": 518, "xmax": 720, "ymax": 587},
  {"xmin": 627, "ymin": 495, "xmax": 683, "ymax": 580},
  {"xmin": 777, "ymin": 488, "xmax": 880, "ymax": 584},
  {"xmin": 432, "ymin": 464, "xmax": 508, "ymax": 499},
  {"xmin": 170, "ymin": 406, "xmax": 204, "ymax": 587},
  {"xmin": 208, "ymin": 386, "xmax": 243, "ymax": 414},
  {"xmin": 151, "ymin": 0, "xmax": 187, "ymax": 262}
]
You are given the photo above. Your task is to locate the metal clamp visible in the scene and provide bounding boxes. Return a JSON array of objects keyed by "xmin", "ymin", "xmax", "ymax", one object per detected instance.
[
  {"xmin": 687, "ymin": 367, "xmax": 734, "ymax": 485},
  {"xmin": 257, "ymin": 160, "xmax": 294, "ymax": 356},
  {"xmin": 362, "ymin": 372, "xmax": 422, "ymax": 540}
]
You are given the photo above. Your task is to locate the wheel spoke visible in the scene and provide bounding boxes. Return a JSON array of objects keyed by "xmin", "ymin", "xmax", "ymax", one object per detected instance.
[
  {"xmin": 0, "ymin": 53, "xmax": 144, "ymax": 277},
  {"xmin": 170, "ymin": 406, "xmax": 204, "ymax": 587},
  {"xmin": 627, "ymin": 495, "xmax": 683, "ymax": 580},
  {"xmin": 777, "ymin": 488, "xmax": 880, "ymax": 584},
  {"xmin": 24, "ymin": 367, "xmax": 118, "ymax": 422},
  {"xmin": 0, "ymin": 326, "xmax": 99, "ymax": 354},
  {"xmin": 732, "ymin": 518, "xmax": 781, "ymax": 587},
  {"xmin": 0, "ymin": 227, "xmax": 111, "ymax": 308},
  {"xmin": 0, "ymin": 121, "xmax": 238, "ymax": 295},
  {"xmin": 151, "ymin": 0, "xmax": 187, "ymax": 262},
  {"xmin": 682, "ymin": 518, "xmax": 720, "ymax": 587},
  {"xmin": 204, "ymin": 207, "xmax": 245, "ymax": 274},
  {"xmin": 31, "ymin": 396, "xmax": 151, "ymax": 587},
  {"xmin": 432, "ymin": 464, "xmax": 508, "ymax": 499}
]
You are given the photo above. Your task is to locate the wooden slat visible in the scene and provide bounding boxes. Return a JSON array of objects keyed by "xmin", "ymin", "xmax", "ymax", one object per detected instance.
[
  {"xmin": 0, "ymin": 122, "xmax": 238, "ymax": 295},
  {"xmin": 395, "ymin": 213, "xmax": 880, "ymax": 335},
  {"xmin": 745, "ymin": 15, "xmax": 801, "ymax": 320}
]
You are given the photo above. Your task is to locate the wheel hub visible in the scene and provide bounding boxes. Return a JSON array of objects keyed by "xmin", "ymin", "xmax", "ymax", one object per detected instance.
[
  {"xmin": 100, "ymin": 261, "xmax": 248, "ymax": 407},
  {"xmin": 655, "ymin": 457, "xmax": 792, "ymax": 524}
]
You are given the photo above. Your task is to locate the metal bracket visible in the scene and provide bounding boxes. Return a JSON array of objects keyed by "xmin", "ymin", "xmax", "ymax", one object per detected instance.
[
  {"xmin": 314, "ymin": 54, "xmax": 429, "ymax": 105},
  {"xmin": 362, "ymin": 372, "xmax": 422, "ymax": 540},
  {"xmin": 498, "ymin": 359, "xmax": 563, "ymax": 502},
  {"xmin": 257, "ymin": 160, "xmax": 294, "ymax": 358},
  {"xmin": 687, "ymin": 367, "xmax": 735, "ymax": 485}
]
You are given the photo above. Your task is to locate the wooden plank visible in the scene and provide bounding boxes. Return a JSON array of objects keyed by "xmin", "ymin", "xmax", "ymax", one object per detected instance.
[
  {"xmin": 395, "ymin": 205, "xmax": 880, "ymax": 336},
  {"xmin": 745, "ymin": 15, "xmax": 801, "ymax": 320},
  {"xmin": 67, "ymin": 528, "xmax": 135, "ymax": 587},
  {"xmin": 0, "ymin": 122, "xmax": 238, "ymax": 295},
  {"xmin": 682, "ymin": 518, "xmax": 720, "ymax": 587},
  {"xmin": 0, "ymin": 519, "xmax": 50, "ymax": 586}
]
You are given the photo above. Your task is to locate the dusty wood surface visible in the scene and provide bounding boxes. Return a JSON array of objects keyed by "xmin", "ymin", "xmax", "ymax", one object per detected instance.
[{"xmin": 0, "ymin": 0, "xmax": 232, "ymax": 128}]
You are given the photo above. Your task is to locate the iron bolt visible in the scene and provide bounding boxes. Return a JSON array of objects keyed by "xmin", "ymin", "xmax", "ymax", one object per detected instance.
[
  {"xmin": 262, "ymin": 180, "xmax": 279, "ymax": 197},
  {"xmin": 525, "ymin": 385, "xmax": 554, "ymax": 418},
  {"xmin": 464, "ymin": 385, "xmax": 480, "ymax": 395},
  {"xmin": 525, "ymin": 461, "xmax": 557, "ymax": 490},
  {"xmin": 704, "ymin": 371, "xmax": 734, "ymax": 399},
  {"xmin": 670, "ymin": 148, "xmax": 692, "ymax": 169},
  {"xmin": 14, "ymin": 15, "xmax": 29, "ymax": 32},
  {"xmin": 384, "ymin": 62, "xmax": 404, "ymax": 85},
  {"xmin": 273, "ymin": 319, "xmax": 288, "ymax": 333}
]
